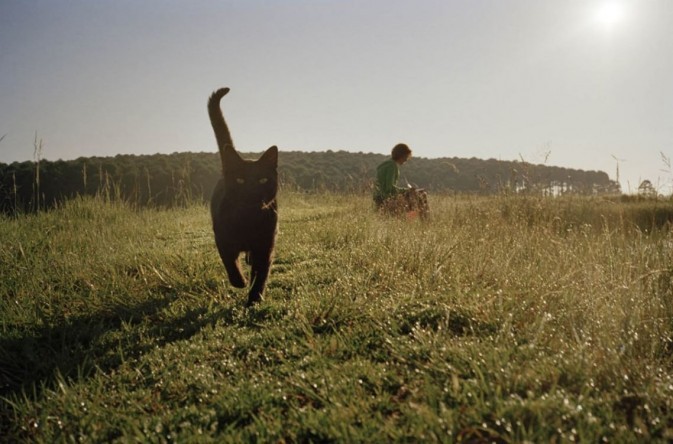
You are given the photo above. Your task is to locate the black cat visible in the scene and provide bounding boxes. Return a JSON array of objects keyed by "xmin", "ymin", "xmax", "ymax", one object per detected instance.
[{"xmin": 208, "ymin": 87, "xmax": 278, "ymax": 306}]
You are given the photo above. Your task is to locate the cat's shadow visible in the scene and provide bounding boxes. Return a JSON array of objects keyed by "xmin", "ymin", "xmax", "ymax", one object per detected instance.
[{"xmin": 0, "ymin": 290, "xmax": 223, "ymax": 401}]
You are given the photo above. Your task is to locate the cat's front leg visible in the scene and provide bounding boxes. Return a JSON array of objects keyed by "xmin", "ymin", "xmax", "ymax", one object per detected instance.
[
  {"xmin": 215, "ymin": 241, "xmax": 247, "ymax": 288},
  {"xmin": 246, "ymin": 250, "xmax": 272, "ymax": 307}
]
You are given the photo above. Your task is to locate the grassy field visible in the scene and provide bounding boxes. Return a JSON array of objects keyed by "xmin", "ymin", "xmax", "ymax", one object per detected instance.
[{"xmin": 1, "ymin": 192, "xmax": 673, "ymax": 442}]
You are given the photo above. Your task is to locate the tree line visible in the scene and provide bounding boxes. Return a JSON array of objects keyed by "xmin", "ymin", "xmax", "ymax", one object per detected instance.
[{"xmin": 0, "ymin": 150, "xmax": 618, "ymax": 214}]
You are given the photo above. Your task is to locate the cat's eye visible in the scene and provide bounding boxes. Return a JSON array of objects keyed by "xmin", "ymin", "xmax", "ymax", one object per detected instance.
[
  {"xmin": 259, "ymin": 178, "xmax": 268, "ymax": 184},
  {"xmin": 236, "ymin": 178, "xmax": 245, "ymax": 184}
]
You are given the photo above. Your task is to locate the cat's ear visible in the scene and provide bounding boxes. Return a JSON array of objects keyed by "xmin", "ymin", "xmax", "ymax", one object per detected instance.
[
  {"xmin": 223, "ymin": 146, "xmax": 244, "ymax": 166},
  {"xmin": 258, "ymin": 145, "xmax": 278, "ymax": 167}
]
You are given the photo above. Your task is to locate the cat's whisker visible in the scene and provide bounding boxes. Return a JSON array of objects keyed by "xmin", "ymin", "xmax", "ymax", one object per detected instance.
[{"xmin": 261, "ymin": 199, "xmax": 276, "ymax": 211}]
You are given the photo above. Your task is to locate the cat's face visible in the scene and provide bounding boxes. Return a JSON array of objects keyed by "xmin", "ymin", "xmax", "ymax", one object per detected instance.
[{"xmin": 223, "ymin": 146, "xmax": 278, "ymax": 205}]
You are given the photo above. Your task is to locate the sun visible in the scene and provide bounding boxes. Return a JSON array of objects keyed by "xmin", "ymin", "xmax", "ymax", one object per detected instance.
[{"xmin": 594, "ymin": 2, "xmax": 626, "ymax": 28}]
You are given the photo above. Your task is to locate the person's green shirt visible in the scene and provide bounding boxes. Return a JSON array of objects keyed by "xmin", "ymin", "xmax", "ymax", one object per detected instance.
[{"xmin": 374, "ymin": 159, "xmax": 406, "ymax": 203}]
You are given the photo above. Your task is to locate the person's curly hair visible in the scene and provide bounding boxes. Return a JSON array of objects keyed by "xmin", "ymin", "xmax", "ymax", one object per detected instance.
[{"xmin": 391, "ymin": 143, "xmax": 412, "ymax": 161}]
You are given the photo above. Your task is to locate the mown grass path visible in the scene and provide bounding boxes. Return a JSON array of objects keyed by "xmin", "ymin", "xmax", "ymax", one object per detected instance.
[{"xmin": 1, "ymin": 193, "xmax": 673, "ymax": 442}]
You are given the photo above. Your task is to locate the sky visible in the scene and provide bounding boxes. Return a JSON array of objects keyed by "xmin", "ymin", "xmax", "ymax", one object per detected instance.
[{"xmin": 1, "ymin": 0, "xmax": 672, "ymax": 193}]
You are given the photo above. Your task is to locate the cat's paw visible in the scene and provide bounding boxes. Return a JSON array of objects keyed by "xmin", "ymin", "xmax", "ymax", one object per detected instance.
[
  {"xmin": 245, "ymin": 292, "xmax": 262, "ymax": 308},
  {"xmin": 228, "ymin": 275, "xmax": 247, "ymax": 288}
]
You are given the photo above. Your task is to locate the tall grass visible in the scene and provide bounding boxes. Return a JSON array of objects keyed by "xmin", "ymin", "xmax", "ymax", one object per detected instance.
[{"xmin": 1, "ymin": 192, "xmax": 672, "ymax": 441}]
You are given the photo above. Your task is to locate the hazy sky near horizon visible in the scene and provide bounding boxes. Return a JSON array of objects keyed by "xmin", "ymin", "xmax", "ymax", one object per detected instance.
[{"xmin": 1, "ymin": 0, "xmax": 672, "ymax": 193}]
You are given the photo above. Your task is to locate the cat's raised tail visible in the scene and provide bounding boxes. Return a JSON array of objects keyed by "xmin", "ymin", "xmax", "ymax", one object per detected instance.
[{"xmin": 208, "ymin": 87, "xmax": 235, "ymax": 173}]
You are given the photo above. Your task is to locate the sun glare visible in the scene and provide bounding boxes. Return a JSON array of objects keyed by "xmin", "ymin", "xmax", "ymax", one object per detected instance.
[{"xmin": 595, "ymin": 2, "xmax": 626, "ymax": 28}]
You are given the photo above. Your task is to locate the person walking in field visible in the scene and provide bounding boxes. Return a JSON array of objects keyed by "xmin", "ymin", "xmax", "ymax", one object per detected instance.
[{"xmin": 373, "ymin": 143, "xmax": 429, "ymax": 219}]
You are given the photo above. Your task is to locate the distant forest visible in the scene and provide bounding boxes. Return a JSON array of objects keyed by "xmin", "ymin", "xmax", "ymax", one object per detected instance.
[{"xmin": 0, "ymin": 150, "xmax": 619, "ymax": 214}]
